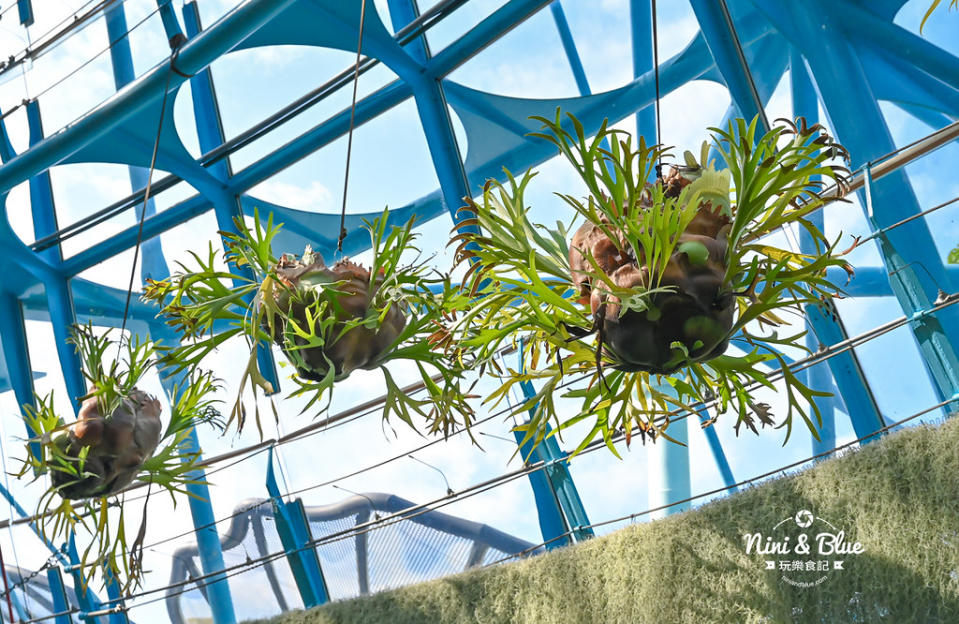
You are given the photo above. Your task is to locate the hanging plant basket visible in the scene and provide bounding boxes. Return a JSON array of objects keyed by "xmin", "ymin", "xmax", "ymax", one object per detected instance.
[
  {"xmin": 145, "ymin": 210, "xmax": 474, "ymax": 437},
  {"xmin": 19, "ymin": 326, "xmax": 222, "ymax": 591},
  {"xmin": 49, "ymin": 388, "xmax": 162, "ymax": 500},
  {"xmin": 449, "ymin": 111, "xmax": 854, "ymax": 454},
  {"xmin": 267, "ymin": 252, "xmax": 408, "ymax": 382},
  {"xmin": 569, "ymin": 159, "xmax": 737, "ymax": 374}
]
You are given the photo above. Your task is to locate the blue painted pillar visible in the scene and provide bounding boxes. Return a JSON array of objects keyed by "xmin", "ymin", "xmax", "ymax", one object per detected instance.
[
  {"xmin": 102, "ymin": 567, "xmax": 128, "ymax": 624},
  {"xmin": 181, "ymin": 0, "xmax": 280, "ymax": 392},
  {"xmin": 511, "ymin": 427, "xmax": 571, "ymax": 549},
  {"xmin": 105, "ymin": 7, "xmax": 236, "ymax": 623},
  {"xmin": 512, "ymin": 344, "xmax": 593, "ymax": 545},
  {"xmin": 46, "ymin": 567, "xmax": 72, "ymax": 624},
  {"xmin": 65, "ymin": 535, "xmax": 103, "ymax": 623},
  {"xmin": 17, "ymin": 0, "xmax": 33, "ymax": 27},
  {"xmin": 648, "ymin": 383, "xmax": 690, "ymax": 518},
  {"xmin": 549, "ymin": 2, "xmax": 591, "ymax": 96},
  {"xmin": 0, "ymin": 293, "xmax": 41, "ymax": 453},
  {"xmin": 179, "ymin": 426, "xmax": 237, "ymax": 624},
  {"xmin": 772, "ymin": 0, "xmax": 959, "ymax": 415},
  {"xmin": 790, "ymin": 50, "xmax": 838, "ymax": 455},
  {"xmin": 25, "ymin": 101, "xmax": 86, "ymax": 413},
  {"xmin": 156, "ymin": 0, "xmax": 186, "ymax": 47},
  {"xmin": 689, "ymin": 0, "xmax": 769, "ymax": 131},
  {"xmin": 629, "ymin": 0, "xmax": 656, "ymax": 144},
  {"xmin": 386, "ymin": 0, "xmax": 476, "ymax": 233},
  {"xmin": 105, "ymin": 4, "xmax": 171, "ymax": 286},
  {"xmin": 695, "ymin": 405, "xmax": 737, "ymax": 493},
  {"xmin": 265, "ymin": 449, "xmax": 330, "ymax": 607}
]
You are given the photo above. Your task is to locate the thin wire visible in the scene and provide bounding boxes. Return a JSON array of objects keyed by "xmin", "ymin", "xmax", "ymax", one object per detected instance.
[
  {"xmin": 0, "ymin": 0, "xmax": 116, "ymax": 77},
  {"xmin": 651, "ymin": 0, "xmax": 662, "ymax": 171},
  {"xmin": 489, "ymin": 396, "xmax": 952, "ymax": 566},
  {"xmin": 716, "ymin": 0, "xmax": 769, "ymax": 133},
  {"xmin": 31, "ymin": 0, "xmax": 477, "ymax": 252},
  {"xmin": 28, "ymin": 3, "xmax": 162, "ymax": 105},
  {"xmin": 19, "ymin": 385, "xmax": 955, "ymax": 623},
  {"xmin": 337, "ymin": 0, "xmax": 369, "ymax": 253},
  {"xmin": 117, "ymin": 43, "xmax": 181, "ymax": 343}
]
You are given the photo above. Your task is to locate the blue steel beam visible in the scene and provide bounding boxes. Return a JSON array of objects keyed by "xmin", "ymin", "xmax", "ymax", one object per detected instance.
[
  {"xmin": 0, "ymin": 0, "xmax": 298, "ymax": 196},
  {"xmin": 181, "ymin": 0, "xmax": 280, "ymax": 393},
  {"xmin": 0, "ymin": 293, "xmax": 41, "ymax": 456},
  {"xmin": 104, "ymin": 6, "xmax": 238, "ymax": 624},
  {"xmin": 41, "ymin": 0, "xmax": 717, "ymax": 277},
  {"xmin": 105, "ymin": 3, "xmax": 172, "ymax": 286},
  {"xmin": 630, "ymin": 0, "xmax": 656, "ymax": 143},
  {"xmin": 748, "ymin": 0, "xmax": 959, "ymax": 414},
  {"xmin": 838, "ymin": 0, "xmax": 959, "ymax": 89},
  {"xmin": 689, "ymin": 0, "xmax": 769, "ymax": 132},
  {"xmin": 17, "ymin": 0, "xmax": 33, "ymax": 27},
  {"xmin": 791, "ymin": 51, "xmax": 869, "ymax": 452},
  {"xmin": 549, "ymin": 2, "xmax": 591, "ymax": 96},
  {"xmin": 25, "ymin": 101, "xmax": 86, "ymax": 414},
  {"xmin": 425, "ymin": 0, "xmax": 553, "ymax": 79},
  {"xmin": 388, "ymin": 0, "xmax": 474, "ymax": 228},
  {"xmin": 46, "ymin": 567, "xmax": 72, "ymax": 624},
  {"xmin": 265, "ymin": 448, "xmax": 330, "ymax": 608},
  {"xmin": 156, "ymin": 0, "xmax": 186, "ymax": 47}
]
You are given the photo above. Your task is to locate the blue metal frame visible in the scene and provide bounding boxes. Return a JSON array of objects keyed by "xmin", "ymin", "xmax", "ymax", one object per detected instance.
[
  {"xmin": 265, "ymin": 448, "xmax": 330, "ymax": 608},
  {"xmin": 17, "ymin": 0, "xmax": 33, "ymax": 27},
  {"xmin": 513, "ymin": 344, "xmax": 593, "ymax": 545},
  {"xmin": 1, "ymin": 2, "xmax": 959, "ymax": 617},
  {"xmin": 46, "ymin": 566, "xmax": 72, "ymax": 624}
]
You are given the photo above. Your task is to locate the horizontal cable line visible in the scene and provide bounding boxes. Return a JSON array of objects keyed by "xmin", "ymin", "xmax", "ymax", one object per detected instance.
[
  {"xmin": 15, "ymin": 301, "xmax": 959, "ymax": 620},
  {"xmin": 139, "ymin": 367, "xmax": 588, "ymax": 553},
  {"xmin": 7, "ymin": 289, "xmax": 956, "ymax": 545},
  {"xmin": 857, "ymin": 192, "xmax": 959, "ymax": 245},
  {"xmin": 610, "ymin": 292, "xmax": 959, "ymax": 434},
  {"xmin": 489, "ymin": 396, "xmax": 953, "ymax": 566},
  {"xmin": 23, "ymin": 437, "xmax": 557, "ymax": 622},
  {"xmin": 28, "ymin": 4, "xmax": 163, "ymax": 105},
  {"xmin": 31, "ymin": 0, "xmax": 540, "ymax": 251},
  {"xmin": 0, "ymin": 0, "xmax": 118, "ymax": 79},
  {"xmin": 71, "ymin": 370, "xmax": 954, "ymax": 618}
]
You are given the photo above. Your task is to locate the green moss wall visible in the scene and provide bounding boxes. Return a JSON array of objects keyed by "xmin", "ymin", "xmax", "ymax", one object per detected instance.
[{"xmin": 258, "ymin": 418, "xmax": 959, "ymax": 624}]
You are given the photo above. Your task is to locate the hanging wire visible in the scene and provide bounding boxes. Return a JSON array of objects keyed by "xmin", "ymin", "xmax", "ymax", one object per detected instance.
[
  {"xmin": 0, "ymin": 543, "xmax": 12, "ymax": 623},
  {"xmin": 651, "ymin": 0, "xmax": 662, "ymax": 175},
  {"xmin": 337, "ymin": 0, "xmax": 369, "ymax": 254},
  {"xmin": 117, "ymin": 40, "xmax": 189, "ymax": 343}
]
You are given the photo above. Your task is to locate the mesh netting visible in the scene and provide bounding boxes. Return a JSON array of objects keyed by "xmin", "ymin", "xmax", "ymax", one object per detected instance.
[
  {"xmin": 256, "ymin": 419, "xmax": 959, "ymax": 624},
  {"xmin": 167, "ymin": 493, "xmax": 534, "ymax": 624}
]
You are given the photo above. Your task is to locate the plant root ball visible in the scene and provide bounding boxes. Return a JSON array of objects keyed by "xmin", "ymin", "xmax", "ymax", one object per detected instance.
[
  {"xmin": 50, "ymin": 389, "xmax": 162, "ymax": 500},
  {"xmin": 568, "ymin": 167, "xmax": 736, "ymax": 374},
  {"xmin": 268, "ymin": 250, "xmax": 407, "ymax": 382}
]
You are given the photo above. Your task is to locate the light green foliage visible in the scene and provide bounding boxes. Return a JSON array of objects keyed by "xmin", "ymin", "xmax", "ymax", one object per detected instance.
[
  {"xmin": 254, "ymin": 417, "xmax": 959, "ymax": 624},
  {"xmin": 17, "ymin": 325, "xmax": 222, "ymax": 591},
  {"xmin": 145, "ymin": 210, "xmax": 475, "ymax": 439},
  {"xmin": 921, "ymin": 0, "xmax": 958, "ymax": 32},
  {"xmin": 449, "ymin": 111, "xmax": 854, "ymax": 457}
]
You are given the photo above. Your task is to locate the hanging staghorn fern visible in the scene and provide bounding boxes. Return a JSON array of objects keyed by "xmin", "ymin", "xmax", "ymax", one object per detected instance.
[
  {"xmin": 448, "ymin": 111, "xmax": 855, "ymax": 456},
  {"xmin": 17, "ymin": 325, "xmax": 222, "ymax": 591},
  {"xmin": 144, "ymin": 210, "xmax": 476, "ymax": 438}
]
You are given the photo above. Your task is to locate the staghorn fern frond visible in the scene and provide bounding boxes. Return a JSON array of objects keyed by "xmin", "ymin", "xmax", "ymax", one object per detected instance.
[
  {"xmin": 16, "ymin": 326, "xmax": 223, "ymax": 592},
  {"xmin": 144, "ymin": 209, "xmax": 477, "ymax": 439},
  {"xmin": 448, "ymin": 110, "xmax": 854, "ymax": 457}
]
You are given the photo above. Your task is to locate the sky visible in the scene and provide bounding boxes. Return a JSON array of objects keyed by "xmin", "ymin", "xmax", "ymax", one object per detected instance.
[{"xmin": 0, "ymin": 0, "xmax": 958, "ymax": 621}]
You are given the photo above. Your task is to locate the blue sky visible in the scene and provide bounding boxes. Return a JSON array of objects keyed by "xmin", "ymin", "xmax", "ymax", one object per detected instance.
[{"xmin": 0, "ymin": 0, "xmax": 958, "ymax": 621}]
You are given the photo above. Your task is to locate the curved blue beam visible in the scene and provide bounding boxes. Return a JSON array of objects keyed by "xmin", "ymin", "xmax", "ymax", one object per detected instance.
[{"xmin": 0, "ymin": 0, "xmax": 298, "ymax": 196}]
